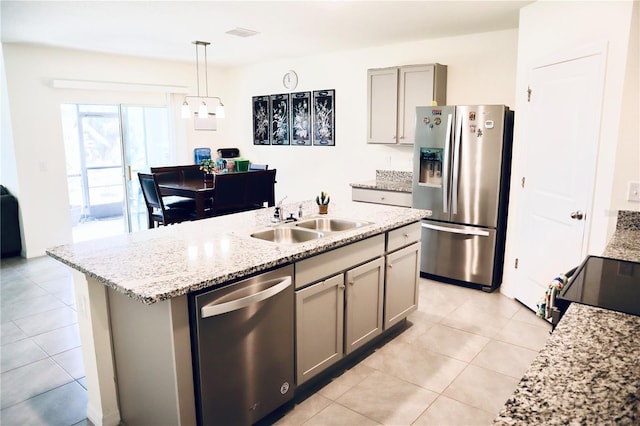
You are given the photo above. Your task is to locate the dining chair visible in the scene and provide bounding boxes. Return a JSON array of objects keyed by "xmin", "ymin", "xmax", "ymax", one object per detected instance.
[
  {"xmin": 149, "ymin": 169, "xmax": 198, "ymax": 211},
  {"xmin": 138, "ymin": 173, "xmax": 196, "ymax": 228},
  {"xmin": 245, "ymin": 169, "xmax": 277, "ymax": 207},
  {"xmin": 207, "ymin": 173, "xmax": 250, "ymax": 217}
]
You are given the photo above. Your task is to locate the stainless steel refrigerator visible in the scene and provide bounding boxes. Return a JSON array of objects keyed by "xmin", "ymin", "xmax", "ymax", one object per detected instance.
[{"xmin": 412, "ymin": 105, "xmax": 514, "ymax": 291}]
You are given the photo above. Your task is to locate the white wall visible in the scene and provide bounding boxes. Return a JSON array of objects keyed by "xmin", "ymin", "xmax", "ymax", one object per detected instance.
[
  {"xmin": 1, "ymin": 45, "xmax": 19, "ymax": 193},
  {"xmin": 611, "ymin": 1, "xmax": 640, "ymax": 213},
  {"xmin": 224, "ymin": 29, "xmax": 518, "ymax": 204},
  {"xmin": 2, "ymin": 29, "xmax": 518, "ymax": 257},
  {"xmin": 501, "ymin": 0, "xmax": 638, "ymax": 297},
  {"xmin": 1, "ymin": 44, "xmax": 226, "ymax": 257}
]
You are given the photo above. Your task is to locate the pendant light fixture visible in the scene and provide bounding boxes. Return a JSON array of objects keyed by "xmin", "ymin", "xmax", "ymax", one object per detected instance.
[{"xmin": 181, "ymin": 41, "xmax": 225, "ymax": 119}]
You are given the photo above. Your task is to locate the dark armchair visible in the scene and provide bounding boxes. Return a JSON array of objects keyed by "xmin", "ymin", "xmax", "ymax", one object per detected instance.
[{"xmin": 1, "ymin": 185, "xmax": 22, "ymax": 257}]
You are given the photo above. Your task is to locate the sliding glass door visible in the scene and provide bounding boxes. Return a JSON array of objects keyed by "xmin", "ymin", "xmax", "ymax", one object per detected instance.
[
  {"xmin": 121, "ymin": 105, "xmax": 171, "ymax": 233},
  {"xmin": 61, "ymin": 103, "xmax": 173, "ymax": 241}
]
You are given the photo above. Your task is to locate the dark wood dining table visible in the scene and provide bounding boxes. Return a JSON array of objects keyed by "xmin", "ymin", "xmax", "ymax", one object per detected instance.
[{"xmin": 158, "ymin": 179, "xmax": 214, "ymax": 220}]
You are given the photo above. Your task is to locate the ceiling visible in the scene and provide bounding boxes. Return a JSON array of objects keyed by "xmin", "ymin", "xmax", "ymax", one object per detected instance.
[{"xmin": 1, "ymin": 1, "xmax": 532, "ymax": 67}]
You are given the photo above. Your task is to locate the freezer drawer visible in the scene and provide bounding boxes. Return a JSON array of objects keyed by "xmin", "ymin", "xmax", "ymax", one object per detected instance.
[{"xmin": 420, "ymin": 220, "xmax": 497, "ymax": 287}]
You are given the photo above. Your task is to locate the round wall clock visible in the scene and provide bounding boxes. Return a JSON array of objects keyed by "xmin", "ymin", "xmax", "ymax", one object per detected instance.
[{"xmin": 283, "ymin": 70, "xmax": 298, "ymax": 90}]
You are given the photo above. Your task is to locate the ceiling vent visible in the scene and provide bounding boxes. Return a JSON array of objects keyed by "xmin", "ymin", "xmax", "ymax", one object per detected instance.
[{"xmin": 225, "ymin": 27, "xmax": 260, "ymax": 38}]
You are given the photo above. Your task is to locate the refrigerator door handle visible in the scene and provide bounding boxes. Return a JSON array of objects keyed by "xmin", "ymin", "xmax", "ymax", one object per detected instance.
[
  {"xmin": 451, "ymin": 114, "xmax": 462, "ymax": 215},
  {"xmin": 442, "ymin": 113, "xmax": 453, "ymax": 213},
  {"xmin": 421, "ymin": 222, "xmax": 490, "ymax": 237}
]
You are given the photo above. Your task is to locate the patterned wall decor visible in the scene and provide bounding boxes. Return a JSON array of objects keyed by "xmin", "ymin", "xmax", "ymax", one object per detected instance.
[
  {"xmin": 252, "ymin": 89, "xmax": 335, "ymax": 147},
  {"xmin": 252, "ymin": 95, "xmax": 270, "ymax": 145},
  {"xmin": 312, "ymin": 89, "xmax": 335, "ymax": 146},
  {"xmin": 270, "ymin": 93, "xmax": 290, "ymax": 145},
  {"xmin": 291, "ymin": 92, "xmax": 311, "ymax": 145}
]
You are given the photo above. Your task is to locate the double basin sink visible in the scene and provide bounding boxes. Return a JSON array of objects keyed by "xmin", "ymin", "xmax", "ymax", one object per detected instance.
[{"xmin": 251, "ymin": 217, "xmax": 371, "ymax": 244}]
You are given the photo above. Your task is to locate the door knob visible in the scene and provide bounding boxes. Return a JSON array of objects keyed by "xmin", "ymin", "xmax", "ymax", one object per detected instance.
[{"xmin": 570, "ymin": 211, "xmax": 585, "ymax": 220}]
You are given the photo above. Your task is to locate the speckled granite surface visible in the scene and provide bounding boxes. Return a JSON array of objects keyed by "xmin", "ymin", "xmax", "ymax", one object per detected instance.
[
  {"xmin": 350, "ymin": 169, "xmax": 413, "ymax": 193},
  {"xmin": 494, "ymin": 210, "xmax": 640, "ymax": 425},
  {"xmin": 604, "ymin": 210, "xmax": 640, "ymax": 262},
  {"xmin": 47, "ymin": 200, "xmax": 427, "ymax": 305},
  {"xmin": 615, "ymin": 210, "xmax": 640, "ymax": 231},
  {"xmin": 494, "ymin": 303, "xmax": 640, "ymax": 425}
]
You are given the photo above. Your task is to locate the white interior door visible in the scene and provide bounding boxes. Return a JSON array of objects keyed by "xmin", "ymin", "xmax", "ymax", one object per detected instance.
[{"xmin": 513, "ymin": 47, "xmax": 606, "ymax": 311}]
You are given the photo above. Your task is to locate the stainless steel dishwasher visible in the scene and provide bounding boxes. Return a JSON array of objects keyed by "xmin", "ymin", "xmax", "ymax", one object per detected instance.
[{"xmin": 190, "ymin": 265, "xmax": 295, "ymax": 425}]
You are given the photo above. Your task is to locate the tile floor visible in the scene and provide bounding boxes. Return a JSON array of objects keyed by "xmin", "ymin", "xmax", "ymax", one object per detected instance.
[{"xmin": 0, "ymin": 255, "xmax": 551, "ymax": 425}]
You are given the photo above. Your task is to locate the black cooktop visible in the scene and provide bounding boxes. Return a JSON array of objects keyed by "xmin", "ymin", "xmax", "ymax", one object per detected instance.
[{"xmin": 558, "ymin": 255, "xmax": 640, "ymax": 317}]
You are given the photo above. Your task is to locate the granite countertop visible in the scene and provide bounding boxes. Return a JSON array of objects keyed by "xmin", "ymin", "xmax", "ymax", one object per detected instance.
[
  {"xmin": 350, "ymin": 169, "xmax": 413, "ymax": 193},
  {"xmin": 495, "ymin": 303, "xmax": 640, "ymax": 425},
  {"xmin": 47, "ymin": 200, "xmax": 428, "ymax": 305},
  {"xmin": 350, "ymin": 179, "xmax": 412, "ymax": 193},
  {"xmin": 494, "ymin": 215, "xmax": 640, "ymax": 425}
]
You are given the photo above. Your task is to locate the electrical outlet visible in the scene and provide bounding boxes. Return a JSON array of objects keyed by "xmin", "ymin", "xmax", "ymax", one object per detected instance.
[{"xmin": 628, "ymin": 181, "xmax": 640, "ymax": 202}]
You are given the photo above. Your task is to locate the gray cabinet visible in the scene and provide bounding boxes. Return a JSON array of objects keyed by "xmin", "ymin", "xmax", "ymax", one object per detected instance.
[
  {"xmin": 367, "ymin": 67, "xmax": 399, "ymax": 145},
  {"xmin": 295, "ymin": 274, "xmax": 344, "ymax": 384},
  {"xmin": 384, "ymin": 223, "xmax": 421, "ymax": 329},
  {"xmin": 294, "ymin": 223, "xmax": 420, "ymax": 385},
  {"xmin": 367, "ymin": 64, "xmax": 447, "ymax": 145},
  {"xmin": 295, "ymin": 236, "xmax": 384, "ymax": 384},
  {"xmin": 344, "ymin": 257, "xmax": 385, "ymax": 354},
  {"xmin": 295, "ymin": 256, "xmax": 385, "ymax": 384},
  {"xmin": 385, "ymin": 242, "xmax": 420, "ymax": 329}
]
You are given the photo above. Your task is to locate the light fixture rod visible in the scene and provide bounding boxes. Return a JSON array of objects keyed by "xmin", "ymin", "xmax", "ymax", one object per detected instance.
[
  {"xmin": 204, "ymin": 42, "xmax": 209, "ymax": 97},
  {"xmin": 192, "ymin": 40, "xmax": 211, "ymax": 98},
  {"xmin": 194, "ymin": 42, "xmax": 200, "ymax": 97},
  {"xmin": 184, "ymin": 40, "xmax": 223, "ymax": 119}
]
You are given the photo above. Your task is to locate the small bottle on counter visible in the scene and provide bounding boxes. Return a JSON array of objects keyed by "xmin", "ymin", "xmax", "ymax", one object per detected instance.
[{"xmin": 298, "ymin": 204, "xmax": 303, "ymax": 219}]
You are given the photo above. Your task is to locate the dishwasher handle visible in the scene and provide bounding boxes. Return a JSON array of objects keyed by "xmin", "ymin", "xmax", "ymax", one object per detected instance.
[
  {"xmin": 421, "ymin": 222, "xmax": 490, "ymax": 237},
  {"xmin": 201, "ymin": 276, "xmax": 292, "ymax": 318}
]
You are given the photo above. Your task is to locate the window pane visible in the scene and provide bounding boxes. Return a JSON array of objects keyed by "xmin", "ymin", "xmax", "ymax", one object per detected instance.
[{"xmin": 81, "ymin": 116, "xmax": 122, "ymax": 167}]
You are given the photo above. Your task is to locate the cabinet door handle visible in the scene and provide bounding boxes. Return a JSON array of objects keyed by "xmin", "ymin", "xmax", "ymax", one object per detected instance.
[
  {"xmin": 388, "ymin": 263, "xmax": 393, "ymax": 269},
  {"xmin": 349, "ymin": 280, "xmax": 355, "ymax": 286}
]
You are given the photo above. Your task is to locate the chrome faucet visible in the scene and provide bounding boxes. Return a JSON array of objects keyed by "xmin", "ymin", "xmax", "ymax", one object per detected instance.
[{"xmin": 273, "ymin": 196, "xmax": 288, "ymax": 223}]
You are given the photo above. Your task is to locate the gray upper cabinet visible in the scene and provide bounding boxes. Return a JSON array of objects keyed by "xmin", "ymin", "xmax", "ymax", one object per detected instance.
[{"xmin": 367, "ymin": 64, "xmax": 447, "ymax": 145}]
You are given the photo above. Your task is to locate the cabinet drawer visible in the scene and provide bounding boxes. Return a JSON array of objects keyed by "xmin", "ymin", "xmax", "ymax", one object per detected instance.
[
  {"xmin": 352, "ymin": 188, "xmax": 412, "ymax": 207},
  {"xmin": 295, "ymin": 235, "xmax": 384, "ymax": 289},
  {"xmin": 387, "ymin": 222, "xmax": 421, "ymax": 252}
]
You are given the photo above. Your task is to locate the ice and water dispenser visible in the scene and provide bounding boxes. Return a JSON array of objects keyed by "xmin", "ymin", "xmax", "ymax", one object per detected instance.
[{"xmin": 419, "ymin": 148, "xmax": 443, "ymax": 186}]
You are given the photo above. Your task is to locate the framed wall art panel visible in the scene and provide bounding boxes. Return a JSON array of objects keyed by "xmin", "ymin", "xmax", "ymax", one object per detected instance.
[
  {"xmin": 252, "ymin": 95, "xmax": 271, "ymax": 145},
  {"xmin": 313, "ymin": 89, "xmax": 335, "ymax": 146},
  {"xmin": 270, "ymin": 93, "xmax": 290, "ymax": 145},
  {"xmin": 291, "ymin": 92, "xmax": 311, "ymax": 146}
]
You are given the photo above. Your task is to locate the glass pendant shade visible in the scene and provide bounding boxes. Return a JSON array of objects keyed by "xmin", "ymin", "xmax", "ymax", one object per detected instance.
[
  {"xmin": 216, "ymin": 103, "xmax": 225, "ymax": 119},
  {"xmin": 181, "ymin": 101, "xmax": 191, "ymax": 118}
]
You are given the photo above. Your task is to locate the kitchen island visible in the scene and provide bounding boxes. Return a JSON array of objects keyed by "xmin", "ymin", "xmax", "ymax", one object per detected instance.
[
  {"xmin": 494, "ymin": 212, "xmax": 640, "ymax": 425},
  {"xmin": 47, "ymin": 200, "xmax": 428, "ymax": 426}
]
